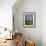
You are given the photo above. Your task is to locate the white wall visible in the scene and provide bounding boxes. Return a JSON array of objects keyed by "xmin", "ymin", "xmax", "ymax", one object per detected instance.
[
  {"xmin": 40, "ymin": 0, "xmax": 46, "ymax": 46},
  {"xmin": 0, "ymin": 0, "xmax": 16, "ymax": 30},
  {"xmin": 13, "ymin": 0, "xmax": 41, "ymax": 46}
]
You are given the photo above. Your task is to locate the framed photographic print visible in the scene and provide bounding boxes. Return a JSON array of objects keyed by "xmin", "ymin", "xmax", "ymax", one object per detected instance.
[{"xmin": 23, "ymin": 12, "xmax": 36, "ymax": 28}]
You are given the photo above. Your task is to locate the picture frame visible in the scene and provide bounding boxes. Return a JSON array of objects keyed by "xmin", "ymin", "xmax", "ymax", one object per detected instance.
[{"xmin": 23, "ymin": 12, "xmax": 36, "ymax": 28}]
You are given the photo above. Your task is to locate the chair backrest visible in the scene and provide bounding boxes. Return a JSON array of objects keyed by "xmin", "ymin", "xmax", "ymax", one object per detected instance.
[{"xmin": 25, "ymin": 40, "xmax": 35, "ymax": 46}]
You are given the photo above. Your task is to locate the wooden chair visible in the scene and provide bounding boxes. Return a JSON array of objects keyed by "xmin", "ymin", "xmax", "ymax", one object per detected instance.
[
  {"xmin": 25, "ymin": 40, "xmax": 35, "ymax": 46},
  {"xmin": 15, "ymin": 33, "xmax": 23, "ymax": 46}
]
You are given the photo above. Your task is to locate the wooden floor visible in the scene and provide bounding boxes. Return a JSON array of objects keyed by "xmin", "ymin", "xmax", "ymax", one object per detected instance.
[{"xmin": 0, "ymin": 39, "xmax": 16, "ymax": 46}]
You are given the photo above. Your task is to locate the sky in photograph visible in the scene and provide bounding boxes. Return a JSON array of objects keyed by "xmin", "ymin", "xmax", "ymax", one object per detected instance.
[{"xmin": 25, "ymin": 14, "xmax": 33, "ymax": 20}]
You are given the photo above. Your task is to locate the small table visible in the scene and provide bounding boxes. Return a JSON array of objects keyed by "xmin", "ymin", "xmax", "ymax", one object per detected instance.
[{"xmin": 0, "ymin": 38, "xmax": 6, "ymax": 46}]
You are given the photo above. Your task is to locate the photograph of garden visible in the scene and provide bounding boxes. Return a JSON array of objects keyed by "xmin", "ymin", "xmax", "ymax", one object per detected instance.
[{"xmin": 25, "ymin": 14, "xmax": 33, "ymax": 25}]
